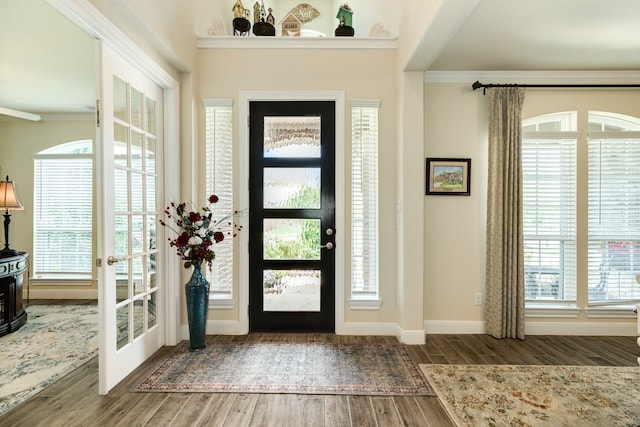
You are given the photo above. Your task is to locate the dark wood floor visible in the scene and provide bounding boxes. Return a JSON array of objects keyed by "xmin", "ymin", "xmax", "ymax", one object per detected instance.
[{"xmin": 2, "ymin": 302, "xmax": 638, "ymax": 426}]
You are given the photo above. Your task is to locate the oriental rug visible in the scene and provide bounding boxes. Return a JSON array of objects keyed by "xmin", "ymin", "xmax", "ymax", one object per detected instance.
[
  {"xmin": 135, "ymin": 341, "xmax": 435, "ymax": 396},
  {"xmin": 421, "ymin": 364, "xmax": 640, "ymax": 427},
  {"xmin": 0, "ymin": 305, "xmax": 98, "ymax": 416}
]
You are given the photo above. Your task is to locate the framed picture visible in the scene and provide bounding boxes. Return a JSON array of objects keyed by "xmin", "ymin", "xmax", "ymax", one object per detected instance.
[{"xmin": 425, "ymin": 158, "xmax": 471, "ymax": 196}]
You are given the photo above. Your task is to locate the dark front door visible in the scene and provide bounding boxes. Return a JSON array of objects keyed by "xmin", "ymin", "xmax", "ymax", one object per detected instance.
[{"xmin": 249, "ymin": 101, "xmax": 335, "ymax": 331}]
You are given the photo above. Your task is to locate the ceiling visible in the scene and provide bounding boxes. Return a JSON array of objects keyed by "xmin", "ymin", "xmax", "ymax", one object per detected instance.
[{"xmin": 1, "ymin": 0, "xmax": 639, "ymax": 117}]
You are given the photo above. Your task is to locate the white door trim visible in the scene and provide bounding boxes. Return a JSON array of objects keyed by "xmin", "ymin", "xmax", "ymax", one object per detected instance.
[
  {"xmin": 238, "ymin": 91, "xmax": 346, "ymax": 334},
  {"xmin": 47, "ymin": 0, "xmax": 181, "ymax": 345}
]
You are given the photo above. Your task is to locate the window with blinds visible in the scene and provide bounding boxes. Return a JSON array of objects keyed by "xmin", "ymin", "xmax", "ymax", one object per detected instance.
[
  {"xmin": 351, "ymin": 101, "xmax": 379, "ymax": 299},
  {"xmin": 33, "ymin": 140, "xmax": 93, "ymax": 278},
  {"xmin": 522, "ymin": 113, "xmax": 577, "ymax": 303},
  {"xmin": 204, "ymin": 100, "xmax": 234, "ymax": 297},
  {"xmin": 587, "ymin": 113, "xmax": 640, "ymax": 305}
]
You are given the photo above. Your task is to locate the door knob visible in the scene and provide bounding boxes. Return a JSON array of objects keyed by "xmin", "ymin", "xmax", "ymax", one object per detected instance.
[
  {"xmin": 107, "ymin": 255, "xmax": 125, "ymax": 265},
  {"xmin": 320, "ymin": 242, "xmax": 334, "ymax": 250}
]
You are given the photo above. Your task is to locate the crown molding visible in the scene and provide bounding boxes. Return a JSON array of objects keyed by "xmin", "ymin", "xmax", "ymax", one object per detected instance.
[
  {"xmin": 197, "ymin": 36, "xmax": 397, "ymax": 50},
  {"xmin": 424, "ymin": 70, "xmax": 640, "ymax": 84}
]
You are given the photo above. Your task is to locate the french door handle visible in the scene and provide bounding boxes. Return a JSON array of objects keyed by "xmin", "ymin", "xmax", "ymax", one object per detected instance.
[
  {"xmin": 320, "ymin": 242, "xmax": 334, "ymax": 250},
  {"xmin": 107, "ymin": 255, "xmax": 125, "ymax": 265}
]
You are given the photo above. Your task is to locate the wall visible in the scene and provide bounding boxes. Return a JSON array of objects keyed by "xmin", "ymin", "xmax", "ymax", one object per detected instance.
[
  {"xmin": 424, "ymin": 81, "xmax": 638, "ymax": 335},
  {"xmin": 197, "ymin": 47, "xmax": 399, "ymax": 325},
  {"xmin": 0, "ymin": 116, "xmax": 97, "ymax": 297}
]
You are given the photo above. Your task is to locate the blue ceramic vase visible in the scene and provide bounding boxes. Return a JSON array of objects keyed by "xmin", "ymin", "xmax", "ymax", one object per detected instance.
[{"xmin": 185, "ymin": 261, "xmax": 209, "ymax": 351}]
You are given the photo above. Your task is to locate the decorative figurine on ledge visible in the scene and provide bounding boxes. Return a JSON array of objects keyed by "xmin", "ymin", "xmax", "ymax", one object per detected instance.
[
  {"xmin": 232, "ymin": 0, "xmax": 251, "ymax": 36},
  {"xmin": 253, "ymin": 0, "xmax": 275, "ymax": 36},
  {"xmin": 335, "ymin": 3, "xmax": 354, "ymax": 37}
]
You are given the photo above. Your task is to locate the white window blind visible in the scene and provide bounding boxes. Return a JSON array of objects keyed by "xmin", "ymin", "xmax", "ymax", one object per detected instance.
[
  {"xmin": 204, "ymin": 100, "xmax": 234, "ymax": 296},
  {"xmin": 351, "ymin": 101, "xmax": 379, "ymax": 299},
  {"xmin": 33, "ymin": 141, "xmax": 93, "ymax": 278},
  {"xmin": 587, "ymin": 132, "xmax": 640, "ymax": 304},
  {"xmin": 522, "ymin": 131, "xmax": 577, "ymax": 302}
]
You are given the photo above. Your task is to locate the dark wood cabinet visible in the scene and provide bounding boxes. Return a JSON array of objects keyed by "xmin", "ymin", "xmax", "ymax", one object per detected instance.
[{"xmin": 0, "ymin": 252, "xmax": 28, "ymax": 337}]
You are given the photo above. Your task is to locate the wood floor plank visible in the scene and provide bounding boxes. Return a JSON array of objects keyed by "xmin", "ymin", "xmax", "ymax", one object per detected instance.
[
  {"xmin": 220, "ymin": 394, "xmax": 259, "ymax": 427},
  {"xmin": 324, "ymin": 395, "xmax": 351, "ymax": 427},
  {"xmin": 142, "ymin": 394, "xmax": 190, "ymax": 426},
  {"xmin": 347, "ymin": 396, "xmax": 376, "ymax": 427},
  {"xmin": 370, "ymin": 397, "xmax": 403, "ymax": 426},
  {"xmin": 393, "ymin": 396, "xmax": 429, "ymax": 426}
]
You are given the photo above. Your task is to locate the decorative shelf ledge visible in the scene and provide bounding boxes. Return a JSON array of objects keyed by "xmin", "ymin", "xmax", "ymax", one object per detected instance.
[{"xmin": 197, "ymin": 36, "xmax": 397, "ymax": 50}]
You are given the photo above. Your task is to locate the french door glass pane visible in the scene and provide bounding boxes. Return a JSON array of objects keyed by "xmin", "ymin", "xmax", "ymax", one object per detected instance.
[
  {"xmin": 113, "ymin": 76, "xmax": 127, "ymax": 121},
  {"xmin": 263, "ymin": 270, "xmax": 320, "ymax": 312},
  {"xmin": 264, "ymin": 116, "xmax": 321, "ymax": 158},
  {"xmin": 264, "ymin": 167, "xmax": 321, "ymax": 209},
  {"xmin": 263, "ymin": 218, "xmax": 321, "ymax": 260},
  {"xmin": 116, "ymin": 304, "xmax": 129, "ymax": 350}
]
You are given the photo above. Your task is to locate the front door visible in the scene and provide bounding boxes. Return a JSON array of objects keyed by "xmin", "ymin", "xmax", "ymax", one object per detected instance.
[
  {"xmin": 249, "ymin": 101, "xmax": 335, "ymax": 331},
  {"xmin": 98, "ymin": 43, "xmax": 164, "ymax": 394}
]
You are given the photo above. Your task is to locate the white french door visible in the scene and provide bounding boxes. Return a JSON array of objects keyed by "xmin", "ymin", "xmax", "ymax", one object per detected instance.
[{"xmin": 97, "ymin": 43, "xmax": 164, "ymax": 394}]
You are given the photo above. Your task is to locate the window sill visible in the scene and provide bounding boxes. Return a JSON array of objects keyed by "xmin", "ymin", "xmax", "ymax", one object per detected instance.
[
  {"xmin": 525, "ymin": 304, "xmax": 582, "ymax": 318},
  {"xmin": 348, "ymin": 298, "xmax": 382, "ymax": 310},
  {"xmin": 209, "ymin": 295, "xmax": 235, "ymax": 310},
  {"xmin": 585, "ymin": 305, "xmax": 638, "ymax": 319}
]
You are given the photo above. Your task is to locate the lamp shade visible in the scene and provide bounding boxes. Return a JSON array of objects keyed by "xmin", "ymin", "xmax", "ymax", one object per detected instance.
[{"xmin": 0, "ymin": 176, "xmax": 23, "ymax": 211}]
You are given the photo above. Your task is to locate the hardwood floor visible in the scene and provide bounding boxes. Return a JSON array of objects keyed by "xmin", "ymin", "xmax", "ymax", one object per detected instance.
[{"xmin": 1, "ymin": 330, "xmax": 637, "ymax": 427}]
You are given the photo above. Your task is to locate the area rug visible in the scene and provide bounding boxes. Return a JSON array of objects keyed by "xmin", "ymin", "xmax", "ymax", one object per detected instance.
[
  {"xmin": 135, "ymin": 341, "xmax": 435, "ymax": 396},
  {"xmin": 421, "ymin": 364, "xmax": 640, "ymax": 427},
  {"xmin": 0, "ymin": 305, "xmax": 98, "ymax": 416}
]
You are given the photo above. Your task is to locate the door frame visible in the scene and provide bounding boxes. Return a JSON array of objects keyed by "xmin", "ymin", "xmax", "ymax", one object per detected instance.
[
  {"xmin": 239, "ymin": 91, "xmax": 346, "ymax": 335},
  {"xmin": 49, "ymin": 0, "xmax": 182, "ymax": 392}
]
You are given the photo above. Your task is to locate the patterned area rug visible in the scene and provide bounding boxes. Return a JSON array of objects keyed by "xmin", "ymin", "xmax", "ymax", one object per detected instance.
[
  {"xmin": 135, "ymin": 341, "xmax": 435, "ymax": 395},
  {"xmin": 0, "ymin": 305, "xmax": 98, "ymax": 416},
  {"xmin": 421, "ymin": 364, "xmax": 640, "ymax": 427}
]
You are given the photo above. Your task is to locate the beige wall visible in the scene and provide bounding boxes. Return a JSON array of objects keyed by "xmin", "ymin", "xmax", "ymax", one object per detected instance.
[
  {"xmin": 197, "ymin": 47, "xmax": 399, "ymax": 324},
  {"xmin": 424, "ymin": 82, "xmax": 638, "ymax": 333},
  {"xmin": 0, "ymin": 117, "xmax": 96, "ymax": 294}
]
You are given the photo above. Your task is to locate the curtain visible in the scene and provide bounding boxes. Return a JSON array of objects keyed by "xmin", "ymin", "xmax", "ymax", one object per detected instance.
[{"xmin": 485, "ymin": 87, "xmax": 526, "ymax": 339}]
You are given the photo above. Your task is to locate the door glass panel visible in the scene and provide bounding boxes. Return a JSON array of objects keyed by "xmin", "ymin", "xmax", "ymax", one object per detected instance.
[
  {"xmin": 114, "ymin": 126, "xmax": 128, "ymax": 167},
  {"xmin": 146, "ymin": 215, "xmax": 157, "ymax": 251},
  {"xmin": 264, "ymin": 116, "xmax": 321, "ymax": 158},
  {"xmin": 115, "ymin": 259, "xmax": 129, "ymax": 304},
  {"xmin": 148, "ymin": 291, "xmax": 158, "ymax": 329},
  {"xmin": 114, "ymin": 169, "xmax": 128, "ymax": 211},
  {"xmin": 146, "ymin": 138, "xmax": 157, "ymax": 173},
  {"xmin": 132, "ymin": 215, "xmax": 144, "ymax": 254},
  {"xmin": 263, "ymin": 270, "xmax": 320, "ymax": 312},
  {"xmin": 113, "ymin": 76, "xmax": 127, "ymax": 122},
  {"xmin": 264, "ymin": 168, "xmax": 321, "ymax": 209},
  {"xmin": 133, "ymin": 299, "xmax": 144, "ymax": 340},
  {"xmin": 131, "ymin": 173, "xmax": 143, "ymax": 212},
  {"xmin": 131, "ymin": 130, "xmax": 144, "ymax": 170},
  {"xmin": 131, "ymin": 87, "xmax": 143, "ymax": 129},
  {"xmin": 132, "ymin": 256, "xmax": 144, "ymax": 296},
  {"xmin": 263, "ymin": 218, "xmax": 321, "ymax": 260},
  {"xmin": 114, "ymin": 215, "xmax": 129, "ymax": 256},
  {"xmin": 116, "ymin": 304, "xmax": 129, "ymax": 350},
  {"xmin": 148, "ymin": 253, "xmax": 157, "ymax": 290},
  {"xmin": 146, "ymin": 97, "xmax": 156, "ymax": 135}
]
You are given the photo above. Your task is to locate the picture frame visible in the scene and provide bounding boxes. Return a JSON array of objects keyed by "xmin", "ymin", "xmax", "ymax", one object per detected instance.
[{"xmin": 425, "ymin": 158, "xmax": 471, "ymax": 196}]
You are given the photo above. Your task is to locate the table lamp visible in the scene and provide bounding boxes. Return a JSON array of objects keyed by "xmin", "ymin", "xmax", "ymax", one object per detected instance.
[{"xmin": 0, "ymin": 175, "xmax": 24, "ymax": 257}]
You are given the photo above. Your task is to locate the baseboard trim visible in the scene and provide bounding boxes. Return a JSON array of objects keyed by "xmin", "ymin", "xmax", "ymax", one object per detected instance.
[
  {"xmin": 26, "ymin": 288, "xmax": 98, "ymax": 300},
  {"xmin": 424, "ymin": 320, "xmax": 636, "ymax": 336}
]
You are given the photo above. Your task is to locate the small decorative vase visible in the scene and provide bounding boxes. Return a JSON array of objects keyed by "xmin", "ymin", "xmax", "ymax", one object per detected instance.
[{"xmin": 185, "ymin": 261, "xmax": 209, "ymax": 351}]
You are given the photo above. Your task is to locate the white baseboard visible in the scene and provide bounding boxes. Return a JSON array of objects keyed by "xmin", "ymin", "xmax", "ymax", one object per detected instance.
[
  {"xmin": 424, "ymin": 320, "xmax": 637, "ymax": 336},
  {"xmin": 525, "ymin": 321, "xmax": 636, "ymax": 336},
  {"xmin": 26, "ymin": 288, "xmax": 98, "ymax": 300}
]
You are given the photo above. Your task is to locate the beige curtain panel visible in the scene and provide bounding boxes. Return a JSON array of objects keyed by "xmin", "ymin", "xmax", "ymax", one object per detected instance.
[{"xmin": 485, "ymin": 87, "xmax": 526, "ymax": 339}]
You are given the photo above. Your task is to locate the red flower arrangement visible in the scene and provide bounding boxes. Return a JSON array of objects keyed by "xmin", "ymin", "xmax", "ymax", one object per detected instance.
[{"xmin": 160, "ymin": 195, "xmax": 241, "ymax": 269}]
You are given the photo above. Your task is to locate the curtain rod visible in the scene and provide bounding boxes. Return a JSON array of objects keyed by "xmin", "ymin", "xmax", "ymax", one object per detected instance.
[{"xmin": 472, "ymin": 80, "xmax": 640, "ymax": 94}]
